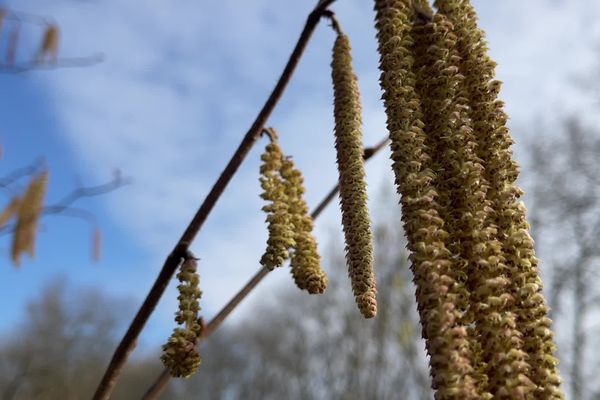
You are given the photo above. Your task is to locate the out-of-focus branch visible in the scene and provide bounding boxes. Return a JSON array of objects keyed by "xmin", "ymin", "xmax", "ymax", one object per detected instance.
[
  {"xmin": 0, "ymin": 174, "xmax": 128, "ymax": 236},
  {"xmin": 0, "ymin": 54, "xmax": 105, "ymax": 73},
  {"xmin": 0, "ymin": 158, "xmax": 45, "ymax": 193},
  {"xmin": 140, "ymin": 136, "xmax": 390, "ymax": 400}
]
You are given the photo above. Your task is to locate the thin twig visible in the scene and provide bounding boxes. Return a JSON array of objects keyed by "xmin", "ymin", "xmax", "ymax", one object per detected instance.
[
  {"xmin": 0, "ymin": 174, "xmax": 128, "ymax": 236},
  {"xmin": 322, "ymin": 10, "xmax": 343, "ymax": 36},
  {"xmin": 2, "ymin": 9, "xmax": 53, "ymax": 26},
  {"xmin": 140, "ymin": 136, "xmax": 390, "ymax": 400},
  {"xmin": 91, "ymin": 2, "xmax": 336, "ymax": 399},
  {"xmin": 0, "ymin": 158, "xmax": 45, "ymax": 194},
  {"xmin": 0, "ymin": 54, "xmax": 105, "ymax": 73}
]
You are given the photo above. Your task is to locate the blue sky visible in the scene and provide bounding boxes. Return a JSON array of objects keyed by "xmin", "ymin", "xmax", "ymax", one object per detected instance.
[{"xmin": 0, "ymin": 0, "xmax": 599, "ymax": 349}]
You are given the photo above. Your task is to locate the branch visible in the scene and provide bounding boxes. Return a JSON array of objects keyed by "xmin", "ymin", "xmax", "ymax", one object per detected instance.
[
  {"xmin": 140, "ymin": 136, "xmax": 390, "ymax": 400},
  {"xmin": 0, "ymin": 174, "xmax": 128, "ymax": 236},
  {"xmin": 0, "ymin": 54, "xmax": 105, "ymax": 73},
  {"xmin": 92, "ymin": 2, "xmax": 337, "ymax": 399},
  {"xmin": 0, "ymin": 157, "xmax": 45, "ymax": 193}
]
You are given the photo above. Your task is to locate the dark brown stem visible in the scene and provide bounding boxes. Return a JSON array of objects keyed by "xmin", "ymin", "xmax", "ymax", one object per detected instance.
[
  {"xmin": 92, "ymin": 2, "xmax": 336, "ymax": 399},
  {"xmin": 140, "ymin": 136, "xmax": 389, "ymax": 400},
  {"xmin": 322, "ymin": 10, "xmax": 343, "ymax": 36}
]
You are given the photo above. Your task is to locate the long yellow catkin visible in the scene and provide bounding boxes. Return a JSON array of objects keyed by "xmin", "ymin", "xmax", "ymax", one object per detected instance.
[
  {"xmin": 161, "ymin": 257, "xmax": 203, "ymax": 378},
  {"xmin": 11, "ymin": 171, "xmax": 48, "ymax": 266},
  {"xmin": 280, "ymin": 156, "xmax": 328, "ymax": 294},
  {"xmin": 259, "ymin": 142, "xmax": 295, "ymax": 270},
  {"xmin": 373, "ymin": 1, "xmax": 481, "ymax": 397},
  {"xmin": 435, "ymin": 1, "xmax": 563, "ymax": 398},
  {"xmin": 331, "ymin": 32, "xmax": 377, "ymax": 319},
  {"xmin": 414, "ymin": 12, "xmax": 534, "ymax": 398}
]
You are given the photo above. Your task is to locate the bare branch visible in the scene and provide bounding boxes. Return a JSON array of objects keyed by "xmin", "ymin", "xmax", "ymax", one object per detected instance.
[
  {"xmin": 91, "ymin": 3, "xmax": 339, "ymax": 399},
  {"xmin": 0, "ymin": 157, "xmax": 45, "ymax": 193},
  {"xmin": 0, "ymin": 54, "xmax": 105, "ymax": 73},
  {"xmin": 0, "ymin": 174, "xmax": 127, "ymax": 236}
]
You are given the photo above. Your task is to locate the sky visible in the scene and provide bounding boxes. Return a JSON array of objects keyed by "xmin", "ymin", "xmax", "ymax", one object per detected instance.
[{"xmin": 0, "ymin": 0, "xmax": 599, "ymax": 350}]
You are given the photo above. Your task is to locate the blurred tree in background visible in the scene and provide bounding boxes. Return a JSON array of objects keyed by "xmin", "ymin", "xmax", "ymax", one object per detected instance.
[{"xmin": 529, "ymin": 120, "xmax": 600, "ymax": 400}]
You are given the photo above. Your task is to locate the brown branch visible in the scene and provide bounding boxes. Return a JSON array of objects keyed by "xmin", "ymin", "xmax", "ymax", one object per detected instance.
[
  {"xmin": 322, "ymin": 10, "xmax": 343, "ymax": 36},
  {"xmin": 140, "ymin": 136, "xmax": 389, "ymax": 400},
  {"xmin": 91, "ymin": 2, "xmax": 337, "ymax": 399}
]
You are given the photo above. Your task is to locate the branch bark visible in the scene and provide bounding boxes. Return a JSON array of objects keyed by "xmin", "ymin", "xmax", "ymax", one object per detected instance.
[{"xmin": 92, "ymin": 2, "xmax": 337, "ymax": 399}]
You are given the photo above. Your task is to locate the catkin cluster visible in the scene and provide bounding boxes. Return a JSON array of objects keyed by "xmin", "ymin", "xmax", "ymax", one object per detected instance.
[
  {"xmin": 162, "ymin": 257, "xmax": 203, "ymax": 378},
  {"xmin": 331, "ymin": 33, "xmax": 377, "ymax": 319},
  {"xmin": 259, "ymin": 138, "xmax": 327, "ymax": 294},
  {"xmin": 373, "ymin": 0, "xmax": 563, "ymax": 398}
]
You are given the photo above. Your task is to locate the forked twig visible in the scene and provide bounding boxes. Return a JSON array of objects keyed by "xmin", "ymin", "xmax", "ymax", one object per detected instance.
[
  {"xmin": 0, "ymin": 174, "xmax": 128, "ymax": 236},
  {"xmin": 92, "ymin": 2, "xmax": 337, "ymax": 399},
  {"xmin": 140, "ymin": 136, "xmax": 390, "ymax": 399}
]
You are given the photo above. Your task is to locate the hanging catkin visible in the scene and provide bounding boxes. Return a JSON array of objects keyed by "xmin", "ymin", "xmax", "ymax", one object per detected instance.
[
  {"xmin": 0, "ymin": 196, "xmax": 21, "ymax": 229},
  {"xmin": 331, "ymin": 32, "xmax": 376, "ymax": 319},
  {"xmin": 435, "ymin": 1, "xmax": 563, "ymax": 398},
  {"xmin": 280, "ymin": 156, "xmax": 328, "ymax": 294},
  {"xmin": 11, "ymin": 171, "xmax": 48, "ymax": 266},
  {"xmin": 259, "ymin": 141, "xmax": 295, "ymax": 270},
  {"xmin": 413, "ymin": 12, "xmax": 533, "ymax": 398},
  {"xmin": 373, "ymin": 1, "xmax": 481, "ymax": 397},
  {"xmin": 161, "ymin": 257, "xmax": 203, "ymax": 378},
  {"xmin": 0, "ymin": 9, "xmax": 6, "ymax": 43},
  {"xmin": 37, "ymin": 24, "xmax": 59, "ymax": 64}
]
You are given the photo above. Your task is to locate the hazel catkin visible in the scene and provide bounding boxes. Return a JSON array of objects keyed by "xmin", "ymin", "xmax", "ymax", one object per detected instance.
[
  {"xmin": 413, "ymin": 12, "xmax": 533, "ymax": 398},
  {"xmin": 435, "ymin": 1, "xmax": 563, "ymax": 397},
  {"xmin": 280, "ymin": 156, "xmax": 327, "ymax": 294},
  {"xmin": 373, "ymin": 1, "xmax": 481, "ymax": 398},
  {"xmin": 331, "ymin": 32, "xmax": 376, "ymax": 319},
  {"xmin": 11, "ymin": 170, "xmax": 48, "ymax": 266},
  {"xmin": 37, "ymin": 24, "xmax": 59, "ymax": 64},
  {"xmin": 161, "ymin": 257, "xmax": 203, "ymax": 378},
  {"xmin": 259, "ymin": 142, "xmax": 295, "ymax": 271}
]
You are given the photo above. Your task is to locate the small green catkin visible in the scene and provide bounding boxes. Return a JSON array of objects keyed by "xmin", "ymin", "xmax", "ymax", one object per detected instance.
[
  {"xmin": 331, "ymin": 32, "xmax": 376, "ymax": 319},
  {"xmin": 280, "ymin": 156, "xmax": 328, "ymax": 294},
  {"xmin": 259, "ymin": 142, "xmax": 295, "ymax": 270},
  {"xmin": 161, "ymin": 257, "xmax": 203, "ymax": 378},
  {"xmin": 435, "ymin": 1, "xmax": 563, "ymax": 398}
]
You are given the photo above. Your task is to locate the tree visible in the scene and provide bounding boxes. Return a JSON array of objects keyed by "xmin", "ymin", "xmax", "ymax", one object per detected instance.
[
  {"xmin": 0, "ymin": 280, "xmax": 179, "ymax": 400},
  {"xmin": 529, "ymin": 119, "xmax": 600, "ymax": 400}
]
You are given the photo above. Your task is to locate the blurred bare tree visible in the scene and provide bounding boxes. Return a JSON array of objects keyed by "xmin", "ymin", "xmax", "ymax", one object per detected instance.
[
  {"xmin": 0, "ymin": 280, "xmax": 177, "ymax": 400},
  {"xmin": 528, "ymin": 119, "xmax": 600, "ymax": 400},
  {"xmin": 0, "ymin": 202, "xmax": 432, "ymax": 400}
]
